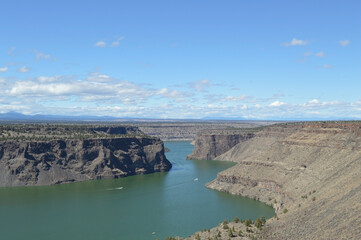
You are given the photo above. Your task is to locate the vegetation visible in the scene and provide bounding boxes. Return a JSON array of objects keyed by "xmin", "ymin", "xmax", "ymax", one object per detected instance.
[
  {"xmin": 254, "ymin": 217, "xmax": 266, "ymax": 229},
  {"xmin": 165, "ymin": 237, "xmax": 180, "ymax": 240},
  {"xmin": 223, "ymin": 223, "xmax": 229, "ymax": 230},
  {"xmin": 233, "ymin": 216, "xmax": 239, "ymax": 223},
  {"xmin": 244, "ymin": 218, "xmax": 252, "ymax": 227}
]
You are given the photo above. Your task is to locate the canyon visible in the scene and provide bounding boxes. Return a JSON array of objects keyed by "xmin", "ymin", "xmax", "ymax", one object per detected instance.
[{"xmin": 186, "ymin": 122, "xmax": 361, "ymax": 239}]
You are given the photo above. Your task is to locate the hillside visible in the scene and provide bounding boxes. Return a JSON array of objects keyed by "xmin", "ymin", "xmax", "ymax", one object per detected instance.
[{"xmin": 188, "ymin": 122, "xmax": 361, "ymax": 239}]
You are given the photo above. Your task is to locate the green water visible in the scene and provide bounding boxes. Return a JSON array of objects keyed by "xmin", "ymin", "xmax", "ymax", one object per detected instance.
[{"xmin": 0, "ymin": 141, "xmax": 274, "ymax": 240}]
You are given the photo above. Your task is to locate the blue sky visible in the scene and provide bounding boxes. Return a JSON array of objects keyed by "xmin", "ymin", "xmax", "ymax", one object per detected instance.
[{"xmin": 0, "ymin": 0, "xmax": 360, "ymax": 119}]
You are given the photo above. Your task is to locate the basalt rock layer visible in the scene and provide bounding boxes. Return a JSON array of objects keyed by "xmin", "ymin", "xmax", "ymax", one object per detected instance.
[
  {"xmin": 189, "ymin": 122, "xmax": 361, "ymax": 239},
  {"xmin": 186, "ymin": 129, "xmax": 258, "ymax": 160},
  {"xmin": 0, "ymin": 125, "xmax": 171, "ymax": 187}
]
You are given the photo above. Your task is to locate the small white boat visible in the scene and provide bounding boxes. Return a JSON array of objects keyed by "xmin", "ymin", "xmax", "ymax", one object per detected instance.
[{"xmin": 193, "ymin": 178, "xmax": 199, "ymax": 181}]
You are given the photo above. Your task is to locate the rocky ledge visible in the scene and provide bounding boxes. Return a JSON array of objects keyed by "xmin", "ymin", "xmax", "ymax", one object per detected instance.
[
  {"xmin": 187, "ymin": 121, "xmax": 361, "ymax": 239},
  {"xmin": 0, "ymin": 125, "xmax": 171, "ymax": 187}
]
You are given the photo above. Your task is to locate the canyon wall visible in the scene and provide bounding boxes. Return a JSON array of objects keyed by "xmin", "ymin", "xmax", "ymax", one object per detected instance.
[
  {"xmin": 186, "ymin": 129, "xmax": 258, "ymax": 160},
  {"xmin": 188, "ymin": 122, "xmax": 361, "ymax": 239},
  {"xmin": 0, "ymin": 126, "xmax": 171, "ymax": 187}
]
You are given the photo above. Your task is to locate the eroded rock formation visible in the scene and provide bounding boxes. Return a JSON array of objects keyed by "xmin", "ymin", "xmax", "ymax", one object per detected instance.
[
  {"xmin": 186, "ymin": 129, "xmax": 257, "ymax": 160},
  {"xmin": 0, "ymin": 125, "xmax": 171, "ymax": 187},
  {"xmin": 187, "ymin": 122, "xmax": 361, "ymax": 239}
]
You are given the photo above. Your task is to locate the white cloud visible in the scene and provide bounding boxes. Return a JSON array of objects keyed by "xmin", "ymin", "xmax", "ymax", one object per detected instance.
[
  {"xmin": 0, "ymin": 67, "xmax": 8, "ymax": 72},
  {"xmin": 315, "ymin": 52, "xmax": 326, "ymax": 57},
  {"xmin": 240, "ymin": 104, "xmax": 247, "ymax": 110},
  {"xmin": 282, "ymin": 38, "xmax": 308, "ymax": 47},
  {"xmin": 308, "ymin": 99, "xmax": 319, "ymax": 104},
  {"xmin": 339, "ymin": 40, "xmax": 350, "ymax": 47},
  {"xmin": 0, "ymin": 104, "xmax": 29, "ymax": 112},
  {"xmin": 35, "ymin": 75, "xmax": 74, "ymax": 83},
  {"xmin": 8, "ymin": 80, "xmax": 152, "ymax": 105},
  {"xmin": 269, "ymin": 101, "xmax": 285, "ymax": 107},
  {"xmin": 87, "ymin": 72, "xmax": 116, "ymax": 82},
  {"xmin": 94, "ymin": 41, "xmax": 107, "ymax": 47},
  {"xmin": 220, "ymin": 95, "xmax": 248, "ymax": 102},
  {"xmin": 35, "ymin": 50, "xmax": 53, "ymax": 60},
  {"xmin": 111, "ymin": 36, "xmax": 124, "ymax": 47},
  {"xmin": 3, "ymin": 71, "xmax": 361, "ymax": 119},
  {"xmin": 6, "ymin": 73, "xmax": 191, "ymax": 106},
  {"xmin": 156, "ymin": 88, "xmax": 187, "ymax": 99},
  {"xmin": 188, "ymin": 79, "xmax": 212, "ymax": 92},
  {"xmin": 17, "ymin": 66, "xmax": 30, "ymax": 73}
]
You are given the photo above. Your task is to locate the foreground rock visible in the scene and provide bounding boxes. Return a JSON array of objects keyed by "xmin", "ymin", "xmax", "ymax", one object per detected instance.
[
  {"xmin": 0, "ymin": 125, "xmax": 171, "ymax": 187},
  {"xmin": 188, "ymin": 122, "xmax": 361, "ymax": 239}
]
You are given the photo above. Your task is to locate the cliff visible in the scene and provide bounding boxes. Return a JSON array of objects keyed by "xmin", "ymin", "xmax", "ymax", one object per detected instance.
[
  {"xmin": 0, "ymin": 125, "xmax": 171, "ymax": 187},
  {"xmin": 133, "ymin": 121, "xmax": 276, "ymax": 141},
  {"xmin": 186, "ymin": 129, "xmax": 259, "ymax": 160},
  {"xmin": 188, "ymin": 122, "xmax": 361, "ymax": 239}
]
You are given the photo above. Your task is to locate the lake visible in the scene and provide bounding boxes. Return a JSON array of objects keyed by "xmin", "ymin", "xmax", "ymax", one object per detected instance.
[{"xmin": 0, "ymin": 141, "xmax": 274, "ymax": 240}]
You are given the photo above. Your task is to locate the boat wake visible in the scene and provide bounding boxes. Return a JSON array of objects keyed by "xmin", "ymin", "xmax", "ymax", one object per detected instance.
[{"xmin": 106, "ymin": 187, "xmax": 124, "ymax": 191}]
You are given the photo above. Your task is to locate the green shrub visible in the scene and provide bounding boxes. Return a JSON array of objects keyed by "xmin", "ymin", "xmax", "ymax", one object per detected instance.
[
  {"xmin": 260, "ymin": 216, "xmax": 266, "ymax": 225},
  {"xmin": 244, "ymin": 219, "xmax": 252, "ymax": 227},
  {"xmin": 223, "ymin": 223, "xmax": 229, "ymax": 230},
  {"xmin": 254, "ymin": 218, "xmax": 262, "ymax": 229},
  {"xmin": 233, "ymin": 216, "xmax": 239, "ymax": 223}
]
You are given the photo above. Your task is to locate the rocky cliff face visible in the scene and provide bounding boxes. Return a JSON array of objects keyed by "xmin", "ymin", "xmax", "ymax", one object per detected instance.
[
  {"xmin": 190, "ymin": 122, "xmax": 361, "ymax": 239},
  {"xmin": 135, "ymin": 121, "xmax": 274, "ymax": 141},
  {"xmin": 186, "ymin": 129, "xmax": 258, "ymax": 160},
  {"xmin": 0, "ymin": 126, "xmax": 171, "ymax": 187}
]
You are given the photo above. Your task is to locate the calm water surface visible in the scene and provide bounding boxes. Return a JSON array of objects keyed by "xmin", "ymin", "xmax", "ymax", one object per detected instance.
[{"xmin": 0, "ymin": 141, "xmax": 274, "ymax": 240}]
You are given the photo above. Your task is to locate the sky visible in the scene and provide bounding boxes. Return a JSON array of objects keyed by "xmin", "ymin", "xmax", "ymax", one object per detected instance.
[{"xmin": 0, "ymin": 0, "xmax": 360, "ymax": 120}]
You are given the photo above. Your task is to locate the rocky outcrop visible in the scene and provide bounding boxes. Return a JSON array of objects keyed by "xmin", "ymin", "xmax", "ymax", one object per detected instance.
[
  {"xmin": 134, "ymin": 121, "xmax": 276, "ymax": 141},
  {"xmin": 190, "ymin": 122, "xmax": 361, "ymax": 239},
  {"xmin": 186, "ymin": 129, "xmax": 258, "ymax": 160},
  {"xmin": 0, "ymin": 125, "xmax": 171, "ymax": 187}
]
